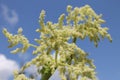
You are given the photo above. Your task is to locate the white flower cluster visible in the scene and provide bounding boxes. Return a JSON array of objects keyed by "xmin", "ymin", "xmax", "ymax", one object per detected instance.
[
  {"xmin": 3, "ymin": 5, "xmax": 112, "ymax": 80},
  {"xmin": 14, "ymin": 70, "xmax": 35, "ymax": 80},
  {"xmin": 3, "ymin": 28, "xmax": 30, "ymax": 53}
]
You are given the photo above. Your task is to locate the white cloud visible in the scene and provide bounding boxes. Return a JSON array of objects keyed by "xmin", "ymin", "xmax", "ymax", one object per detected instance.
[
  {"xmin": 25, "ymin": 65, "xmax": 38, "ymax": 75},
  {"xmin": 25, "ymin": 65, "xmax": 41, "ymax": 79},
  {"xmin": 0, "ymin": 54, "xmax": 19, "ymax": 80},
  {"xmin": 49, "ymin": 69, "xmax": 61, "ymax": 80},
  {"xmin": 0, "ymin": 4, "xmax": 19, "ymax": 26}
]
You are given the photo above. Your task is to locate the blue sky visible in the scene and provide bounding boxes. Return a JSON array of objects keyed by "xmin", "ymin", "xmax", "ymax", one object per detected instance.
[{"xmin": 0, "ymin": 0, "xmax": 120, "ymax": 80}]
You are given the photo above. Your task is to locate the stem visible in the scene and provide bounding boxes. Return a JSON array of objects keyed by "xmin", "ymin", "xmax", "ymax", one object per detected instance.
[
  {"xmin": 41, "ymin": 69, "xmax": 52, "ymax": 80},
  {"xmin": 55, "ymin": 50, "xmax": 58, "ymax": 67},
  {"xmin": 29, "ymin": 44, "xmax": 37, "ymax": 48},
  {"xmin": 73, "ymin": 37, "xmax": 77, "ymax": 43},
  {"xmin": 46, "ymin": 48, "xmax": 51, "ymax": 55},
  {"xmin": 41, "ymin": 49, "xmax": 58, "ymax": 80},
  {"xmin": 68, "ymin": 37, "xmax": 77, "ymax": 65}
]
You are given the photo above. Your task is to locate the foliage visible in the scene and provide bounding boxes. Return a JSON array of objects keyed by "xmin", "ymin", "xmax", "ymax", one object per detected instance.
[{"xmin": 3, "ymin": 5, "xmax": 112, "ymax": 80}]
